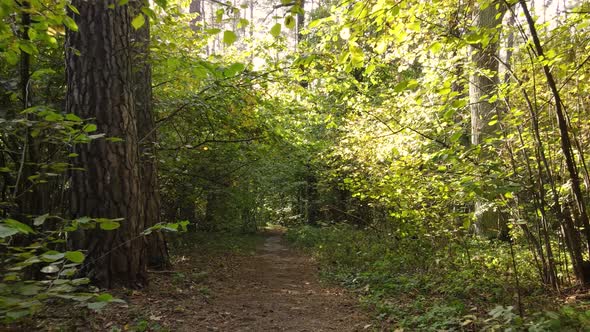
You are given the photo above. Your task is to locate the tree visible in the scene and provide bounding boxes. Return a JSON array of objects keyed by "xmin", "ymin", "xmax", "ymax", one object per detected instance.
[
  {"xmin": 130, "ymin": 1, "xmax": 171, "ymax": 270},
  {"xmin": 469, "ymin": 0, "xmax": 507, "ymax": 238},
  {"xmin": 66, "ymin": 0, "xmax": 147, "ymax": 288}
]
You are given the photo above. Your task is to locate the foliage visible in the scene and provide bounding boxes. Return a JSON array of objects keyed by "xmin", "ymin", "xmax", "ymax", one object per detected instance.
[{"xmin": 286, "ymin": 225, "xmax": 590, "ymax": 330}]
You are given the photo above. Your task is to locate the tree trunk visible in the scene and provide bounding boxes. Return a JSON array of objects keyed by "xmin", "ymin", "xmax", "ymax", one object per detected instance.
[
  {"xmin": 189, "ymin": 0, "xmax": 203, "ymax": 32},
  {"xmin": 66, "ymin": 0, "xmax": 147, "ymax": 288},
  {"xmin": 469, "ymin": 1, "xmax": 506, "ymax": 238},
  {"xmin": 130, "ymin": 0, "xmax": 170, "ymax": 270}
]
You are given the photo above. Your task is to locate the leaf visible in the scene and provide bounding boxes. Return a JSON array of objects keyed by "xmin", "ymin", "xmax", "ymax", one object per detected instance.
[
  {"xmin": 19, "ymin": 42, "xmax": 37, "ymax": 55},
  {"xmin": 41, "ymin": 251, "xmax": 65, "ymax": 262},
  {"xmin": 131, "ymin": 14, "xmax": 146, "ymax": 30},
  {"xmin": 224, "ymin": 63, "xmax": 245, "ymax": 77},
  {"xmin": 450, "ymin": 131, "xmax": 462, "ymax": 143},
  {"xmin": 95, "ymin": 293, "xmax": 114, "ymax": 302},
  {"xmin": 63, "ymin": 16, "xmax": 78, "ymax": 32},
  {"xmin": 67, "ymin": 4, "xmax": 80, "ymax": 15},
  {"xmin": 65, "ymin": 113, "xmax": 82, "ymax": 122},
  {"xmin": 308, "ymin": 19, "xmax": 321, "ymax": 29},
  {"xmin": 237, "ymin": 18, "xmax": 249, "ymax": 28},
  {"xmin": 393, "ymin": 80, "xmax": 408, "ymax": 93},
  {"xmin": 65, "ymin": 251, "xmax": 85, "ymax": 263},
  {"xmin": 429, "ymin": 42, "xmax": 442, "ymax": 53},
  {"xmin": 349, "ymin": 43, "xmax": 364, "ymax": 67},
  {"xmin": 4, "ymin": 219, "xmax": 34, "ymax": 234},
  {"xmin": 83, "ymin": 124, "xmax": 97, "ymax": 132},
  {"xmin": 0, "ymin": 224, "xmax": 19, "ymax": 238},
  {"xmin": 270, "ymin": 23, "xmax": 281, "ymax": 38},
  {"xmin": 222, "ymin": 30, "xmax": 237, "ymax": 45},
  {"xmin": 98, "ymin": 219, "xmax": 121, "ymax": 230},
  {"xmin": 284, "ymin": 15, "xmax": 295, "ymax": 29},
  {"xmin": 41, "ymin": 265, "xmax": 60, "ymax": 274}
]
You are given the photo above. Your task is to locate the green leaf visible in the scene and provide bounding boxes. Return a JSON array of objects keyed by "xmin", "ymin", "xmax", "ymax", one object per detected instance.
[
  {"xmin": 308, "ymin": 19, "xmax": 321, "ymax": 29},
  {"xmin": 4, "ymin": 219, "xmax": 34, "ymax": 234},
  {"xmin": 67, "ymin": 4, "xmax": 80, "ymax": 15},
  {"xmin": 83, "ymin": 124, "xmax": 97, "ymax": 132},
  {"xmin": 394, "ymin": 80, "xmax": 408, "ymax": 93},
  {"xmin": 465, "ymin": 32, "xmax": 484, "ymax": 44},
  {"xmin": 237, "ymin": 18, "xmax": 249, "ymax": 28},
  {"xmin": 429, "ymin": 42, "xmax": 442, "ymax": 53},
  {"xmin": 222, "ymin": 30, "xmax": 237, "ymax": 45},
  {"xmin": 97, "ymin": 219, "xmax": 121, "ymax": 231},
  {"xmin": 131, "ymin": 14, "xmax": 146, "ymax": 30},
  {"xmin": 0, "ymin": 224, "xmax": 19, "ymax": 238},
  {"xmin": 19, "ymin": 42, "xmax": 37, "ymax": 55},
  {"xmin": 224, "ymin": 63, "xmax": 245, "ymax": 77},
  {"xmin": 65, "ymin": 251, "xmax": 85, "ymax": 263},
  {"xmin": 349, "ymin": 43, "xmax": 364, "ymax": 67},
  {"xmin": 41, "ymin": 251, "xmax": 65, "ymax": 262},
  {"xmin": 270, "ymin": 23, "xmax": 281, "ymax": 38},
  {"xmin": 63, "ymin": 16, "xmax": 78, "ymax": 32},
  {"xmin": 65, "ymin": 113, "xmax": 82, "ymax": 122},
  {"xmin": 284, "ymin": 15, "xmax": 295, "ymax": 29},
  {"xmin": 450, "ymin": 131, "xmax": 462, "ymax": 143},
  {"xmin": 95, "ymin": 293, "xmax": 114, "ymax": 302}
]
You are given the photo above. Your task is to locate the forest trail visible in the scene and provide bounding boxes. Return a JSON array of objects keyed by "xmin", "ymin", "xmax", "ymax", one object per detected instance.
[{"xmin": 93, "ymin": 230, "xmax": 375, "ymax": 331}]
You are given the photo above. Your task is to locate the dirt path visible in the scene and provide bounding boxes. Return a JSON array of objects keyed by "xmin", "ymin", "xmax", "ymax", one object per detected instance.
[
  {"xmin": 84, "ymin": 232, "xmax": 375, "ymax": 331},
  {"xmin": 175, "ymin": 233, "xmax": 373, "ymax": 331}
]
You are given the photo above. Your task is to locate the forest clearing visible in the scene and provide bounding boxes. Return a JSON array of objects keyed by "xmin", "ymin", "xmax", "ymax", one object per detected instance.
[{"xmin": 2, "ymin": 0, "xmax": 590, "ymax": 330}]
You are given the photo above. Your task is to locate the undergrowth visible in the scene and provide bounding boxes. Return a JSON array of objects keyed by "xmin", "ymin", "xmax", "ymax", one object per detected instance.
[{"xmin": 285, "ymin": 225, "xmax": 590, "ymax": 331}]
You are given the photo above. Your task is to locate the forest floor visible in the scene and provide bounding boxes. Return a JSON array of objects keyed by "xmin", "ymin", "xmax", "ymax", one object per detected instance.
[{"xmin": 44, "ymin": 229, "xmax": 376, "ymax": 331}]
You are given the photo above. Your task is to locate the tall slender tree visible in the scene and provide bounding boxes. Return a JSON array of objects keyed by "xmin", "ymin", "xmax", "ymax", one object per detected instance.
[{"xmin": 469, "ymin": 0, "xmax": 506, "ymax": 238}]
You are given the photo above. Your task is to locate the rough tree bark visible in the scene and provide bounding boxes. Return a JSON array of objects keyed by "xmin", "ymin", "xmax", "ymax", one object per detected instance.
[
  {"xmin": 130, "ymin": 0, "xmax": 170, "ymax": 270},
  {"xmin": 67, "ymin": 0, "xmax": 147, "ymax": 288}
]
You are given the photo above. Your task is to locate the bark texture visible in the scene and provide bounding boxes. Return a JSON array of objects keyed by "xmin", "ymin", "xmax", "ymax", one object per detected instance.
[
  {"xmin": 67, "ymin": 0, "xmax": 147, "ymax": 288},
  {"xmin": 130, "ymin": 0, "xmax": 170, "ymax": 270}
]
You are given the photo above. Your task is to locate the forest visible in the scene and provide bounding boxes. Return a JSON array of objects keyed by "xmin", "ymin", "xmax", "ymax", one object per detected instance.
[{"xmin": 1, "ymin": 0, "xmax": 590, "ymax": 330}]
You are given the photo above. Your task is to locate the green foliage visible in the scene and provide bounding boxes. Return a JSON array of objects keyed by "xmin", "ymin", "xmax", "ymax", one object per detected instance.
[{"xmin": 286, "ymin": 226, "xmax": 588, "ymax": 330}]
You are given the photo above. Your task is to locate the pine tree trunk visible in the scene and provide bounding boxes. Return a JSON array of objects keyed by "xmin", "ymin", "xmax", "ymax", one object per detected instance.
[
  {"xmin": 66, "ymin": 0, "xmax": 147, "ymax": 288},
  {"xmin": 130, "ymin": 0, "xmax": 170, "ymax": 270}
]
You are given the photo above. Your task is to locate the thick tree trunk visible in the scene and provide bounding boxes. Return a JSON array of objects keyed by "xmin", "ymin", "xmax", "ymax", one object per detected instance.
[
  {"xmin": 130, "ymin": 0, "xmax": 170, "ymax": 270},
  {"xmin": 67, "ymin": 0, "xmax": 147, "ymax": 288}
]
